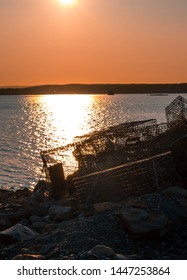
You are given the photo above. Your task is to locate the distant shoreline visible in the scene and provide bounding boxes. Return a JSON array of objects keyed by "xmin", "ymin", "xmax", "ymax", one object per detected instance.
[{"xmin": 0, "ymin": 83, "xmax": 187, "ymax": 95}]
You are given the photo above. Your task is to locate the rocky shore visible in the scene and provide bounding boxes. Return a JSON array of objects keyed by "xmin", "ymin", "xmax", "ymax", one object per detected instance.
[{"xmin": 0, "ymin": 184, "xmax": 186, "ymax": 260}]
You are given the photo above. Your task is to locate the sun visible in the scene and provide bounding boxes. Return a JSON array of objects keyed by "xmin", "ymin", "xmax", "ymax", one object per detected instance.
[{"xmin": 59, "ymin": 0, "xmax": 75, "ymax": 5}]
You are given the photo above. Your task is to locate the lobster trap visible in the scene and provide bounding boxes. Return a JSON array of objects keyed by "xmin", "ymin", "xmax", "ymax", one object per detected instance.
[
  {"xmin": 40, "ymin": 96, "xmax": 187, "ymax": 205},
  {"xmin": 165, "ymin": 95, "xmax": 187, "ymax": 124}
]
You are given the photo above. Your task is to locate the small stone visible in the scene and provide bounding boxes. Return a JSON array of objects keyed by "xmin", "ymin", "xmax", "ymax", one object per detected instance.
[
  {"xmin": 94, "ymin": 202, "xmax": 114, "ymax": 212},
  {"xmin": 29, "ymin": 215, "xmax": 43, "ymax": 224},
  {"xmin": 48, "ymin": 205, "xmax": 73, "ymax": 221},
  {"xmin": 67, "ymin": 198, "xmax": 79, "ymax": 211},
  {"xmin": 19, "ymin": 218, "xmax": 30, "ymax": 226},
  {"xmin": 113, "ymin": 254, "xmax": 128, "ymax": 260},
  {"xmin": 43, "ymin": 215, "xmax": 53, "ymax": 223},
  {"xmin": 88, "ymin": 245, "xmax": 115, "ymax": 259},
  {"xmin": 57, "ymin": 222, "xmax": 64, "ymax": 230},
  {"xmin": 43, "ymin": 223, "xmax": 57, "ymax": 233},
  {"xmin": 32, "ymin": 180, "xmax": 49, "ymax": 202},
  {"xmin": 30, "ymin": 222, "xmax": 47, "ymax": 233},
  {"xmin": 12, "ymin": 254, "xmax": 46, "ymax": 260},
  {"xmin": 126, "ymin": 199, "xmax": 147, "ymax": 209},
  {"xmin": 22, "ymin": 199, "xmax": 48, "ymax": 216}
]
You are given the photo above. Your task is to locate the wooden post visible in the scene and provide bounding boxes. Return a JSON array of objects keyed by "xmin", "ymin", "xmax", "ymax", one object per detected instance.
[{"xmin": 48, "ymin": 163, "xmax": 66, "ymax": 198}]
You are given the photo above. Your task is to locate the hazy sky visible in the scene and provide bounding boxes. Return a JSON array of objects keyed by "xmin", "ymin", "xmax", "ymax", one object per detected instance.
[{"xmin": 0, "ymin": 0, "xmax": 187, "ymax": 86}]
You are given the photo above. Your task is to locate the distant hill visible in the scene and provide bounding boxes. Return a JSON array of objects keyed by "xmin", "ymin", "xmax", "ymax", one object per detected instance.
[{"xmin": 0, "ymin": 83, "xmax": 187, "ymax": 95}]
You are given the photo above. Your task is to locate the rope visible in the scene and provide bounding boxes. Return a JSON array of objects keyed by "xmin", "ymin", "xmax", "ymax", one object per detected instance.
[
  {"xmin": 84, "ymin": 174, "xmax": 100, "ymax": 208},
  {"xmin": 152, "ymin": 160, "xmax": 159, "ymax": 189}
]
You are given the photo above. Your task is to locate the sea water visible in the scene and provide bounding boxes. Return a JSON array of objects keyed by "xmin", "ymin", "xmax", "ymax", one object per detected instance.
[{"xmin": 0, "ymin": 93, "xmax": 186, "ymax": 189}]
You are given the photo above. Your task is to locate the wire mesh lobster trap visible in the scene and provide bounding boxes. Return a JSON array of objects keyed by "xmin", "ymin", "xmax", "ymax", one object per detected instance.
[
  {"xmin": 40, "ymin": 119, "xmax": 167, "ymax": 178},
  {"xmin": 165, "ymin": 95, "xmax": 187, "ymax": 124},
  {"xmin": 40, "ymin": 96, "xmax": 187, "ymax": 205},
  {"xmin": 74, "ymin": 151, "xmax": 179, "ymax": 207}
]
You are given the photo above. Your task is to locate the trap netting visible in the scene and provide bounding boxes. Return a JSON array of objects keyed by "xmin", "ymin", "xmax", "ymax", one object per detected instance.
[
  {"xmin": 165, "ymin": 95, "xmax": 187, "ymax": 124},
  {"xmin": 40, "ymin": 96, "xmax": 187, "ymax": 205},
  {"xmin": 40, "ymin": 118, "xmax": 167, "ymax": 179}
]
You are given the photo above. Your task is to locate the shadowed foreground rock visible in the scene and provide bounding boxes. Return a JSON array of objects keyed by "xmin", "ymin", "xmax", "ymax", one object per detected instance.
[
  {"xmin": 118, "ymin": 208, "xmax": 171, "ymax": 239},
  {"xmin": 0, "ymin": 224, "xmax": 38, "ymax": 244},
  {"xmin": 0, "ymin": 186, "xmax": 186, "ymax": 260}
]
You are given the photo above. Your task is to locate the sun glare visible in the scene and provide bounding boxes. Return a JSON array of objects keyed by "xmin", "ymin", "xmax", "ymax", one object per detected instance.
[
  {"xmin": 39, "ymin": 94, "xmax": 93, "ymax": 145},
  {"xmin": 59, "ymin": 0, "xmax": 75, "ymax": 5}
]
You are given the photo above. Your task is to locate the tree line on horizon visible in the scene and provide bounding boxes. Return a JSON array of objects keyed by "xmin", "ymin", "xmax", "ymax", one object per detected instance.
[{"xmin": 0, "ymin": 83, "xmax": 187, "ymax": 95}]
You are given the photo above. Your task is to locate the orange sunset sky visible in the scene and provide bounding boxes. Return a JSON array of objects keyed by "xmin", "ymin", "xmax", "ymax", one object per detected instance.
[{"xmin": 0, "ymin": 0, "xmax": 187, "ymax": 86}]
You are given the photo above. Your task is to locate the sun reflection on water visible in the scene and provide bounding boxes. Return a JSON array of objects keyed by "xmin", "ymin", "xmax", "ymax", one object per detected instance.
[{"xmin": 38, "ymin": 94, "xmax": 93, "ymax": 147}]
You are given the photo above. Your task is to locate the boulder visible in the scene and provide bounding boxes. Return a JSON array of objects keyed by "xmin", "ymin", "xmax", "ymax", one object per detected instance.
[
  {"xmin": 94, "ymin": 202, "xmax": 116, "ymax": 212},
  {"xmin": 42, "ymin": 223, "xmax": 57, "ymax": 233},
  {"xmin": 43, "ymin": 215, "xmax": 53, "ymax": 223},
  {"xmin": 21, "ymin": 199, "xmax": 48, "ymax": 216},
  {"xmin": 48, "ymin": 205, "xmax": 73, "ymax": 221},
  {"xmin": 29, "ymin": 215, "xmax": 44, "ymax": 224},
  {"xmin": 162, "ymin": 186, "xmax": 187, "ymax": 198},
  {"xmin": 18, "ymin": 218, "xmax": 30, "ymax": 226},
  {"xmin": 126, "ymin": 199, "xmax": 147, "ymax": 209},
  {"xmin": 32, "ymin": 180, "xmax": 50, "ymax": 202},
  {"xmin": 0, "ymin": 208, "xmax": 27, "ymax": 230},
  {"xmin": 30, "ymin": 222, "xmax": 47, "ymax": 233},
  {"xmin": 0, "ymin": 215, "xmax": 12, "ymax": 230},
  {"xmin": 119, "ymin": 208, "xmax": 170, "ymax": 240},
  {"xmin": 88, "ymin": 245, "xmax": 115, "ymax": 259},
  {"xmin": 160, "ymin": 197, "xmax": 187, "ymax": 222},
  {"xmin": 66, "ymin": 198, "xmax": 79, "ymax": 211},
  {"xmin": 12, "ymin": 254, "xmax": 45, "ymax": 260},
  {"xmin": 0, "ymin": 223, "xmax": 38, "ymax": 244}
]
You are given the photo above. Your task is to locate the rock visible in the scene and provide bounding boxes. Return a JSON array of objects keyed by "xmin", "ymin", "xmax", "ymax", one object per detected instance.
[
  {"xmin": 82, "ymin": 204, "xmax": 95, "ymax": 217},
  {"xmin": 162, "ymin": 187, "xmax": 187, "ymax": 198},
  {"xmin": 127, "ymin": 254, "xmax": 142, "ymax": 260},
  {"xmin": 0, "ymin": 208, "xmax": 27, "ymax": 230},
  {"xmin": 126, "ymin": 199, "xmax": 147, "ymax": 209},
  {"xmin": 121, "ymin": 208, "xmax": 149, "ymax": 221},
  {"xmin": 29, "ymin": 215, "xmax": 43, "ymax": 224},
  {"xmin": 57, "ymin": 222, "xmax": 65, "ymax": 230},
  {"xmin": 160, "ymin": 197, "xmax": 187, "ymax": 222},
  {"xmin": 33, "ymin": 180, "xmax": 49, "ymax": 193},
  {"xmin": 119, "ymin": 208, "xmax": 171, "ymax": 240},
  {"xmin": 67, "ymin": 198, "xmax": 79, "ymax": 211},
  {"xmin": 48, "ymin": 205, "xmax": 73, "ymax": 221},
  {"xmin": 14, "ymin": 188, "xmax": 32, "ymax": 197},
  {"xmin": 21, "ymin": 199, "xmax": 48, "ymax": 216},
  {"xmin": 54, "ymin": 198, "xmax": 68, "ymax": 206},
  {"xmin": 0, "ymin": 215, "xmax": 12, "ymax": 230},
  {"xmin": 113, "ymin": 254, "xmax": 128, "ymax": 260},
  {"xmin": 46, "ymin": 248, "xmax": 62, "ymax": 259},
  {"xmin": 20, "ymin": 245, "xmax": 42, "ymax": 255},
  {"xmin": 12, "ymin": 254, "xmax": 45, "ymax": 260},
  {"xmin": 32, "ymin": 180, "xmax": 50, "ymax": 202},
  {"xmin": 43, "ymin": 215, "xmax": 53, "ymax": 223},
  {"xmin": 94, "ymin": 202, "xmax": 115, "ymax": 212},
  {"xmin": 0, "ymin": 223, "xmax": 39, "ymax": 244},
  {"xmin": 42, "ymin": 223, "xmax": 57, "ymax": 233},
  {"xmin": 19, "ymin": 218, "xmax": 30, "ymax": 226},
  {"xmin": 30, "ymin": 222, "xmax": 47, "ymax": 233},
  {"xmin": 88, "ymin": 245, "xmax": 115, "ymax": 259}
]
